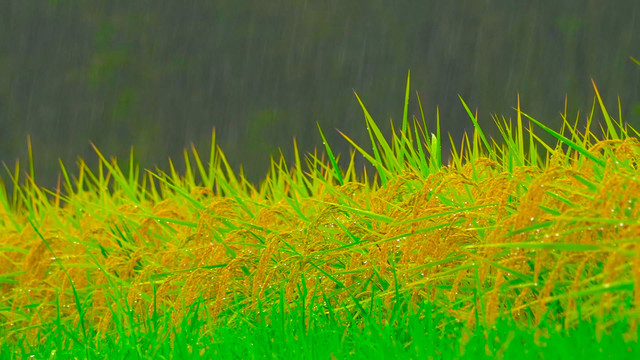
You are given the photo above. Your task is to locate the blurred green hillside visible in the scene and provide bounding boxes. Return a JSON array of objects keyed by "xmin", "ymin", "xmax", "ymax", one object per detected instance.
[{"xmin": 2, "ymin": 0, "xmax": 639, "ymax": 189}]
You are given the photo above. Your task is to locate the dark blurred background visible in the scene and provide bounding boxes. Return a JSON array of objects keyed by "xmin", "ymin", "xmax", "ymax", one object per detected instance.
[{"xmin": 2, "ymin": 0, "xmax": 640, "ymax": 190}]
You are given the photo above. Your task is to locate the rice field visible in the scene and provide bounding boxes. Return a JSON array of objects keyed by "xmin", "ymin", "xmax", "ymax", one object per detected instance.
[{"xmin": 2, "ymin": 71, "xmax": 640, "ymax": 359}]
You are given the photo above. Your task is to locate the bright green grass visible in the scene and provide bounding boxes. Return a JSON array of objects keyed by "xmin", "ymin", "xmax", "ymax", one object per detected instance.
[
  {"xmin": 3, "ymin": 290, "xmax": 638, "ymax": 359},
  {"xmin": 2, "ymin": 68, "xmax": 640, "ymax": 359}
]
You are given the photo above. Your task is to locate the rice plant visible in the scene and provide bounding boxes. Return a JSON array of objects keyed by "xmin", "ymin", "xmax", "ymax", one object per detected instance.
[{"xmin": 1, "ymin": 70, "xmax": 640, "ymax": 359}]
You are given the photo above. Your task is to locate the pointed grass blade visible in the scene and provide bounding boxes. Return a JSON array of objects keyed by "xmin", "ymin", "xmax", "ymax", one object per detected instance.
[
  {"xmin": 338, "ymin": 129, "xmax": 390, "ymax": 182},
  {"xmin": 317, "ymin": 123, "xmax": 344, "ymax": 186},
  {"xmin": 459, "ymin": 96, "xmax": 491, "ymax": 156},
  {"xmin": 519, "ymin": 111, "xmax": 606, "ymax": 167},
  {"xmin": 353, "ymin": 90, "xmax": 399, "ymax": 182},
  {"xmin": 146, "ymin": 170, "xmax": 206, "ymax": 210},
  {"xmin": 591, "ymin": 79, "xmax": 620, "ymax": 141},
  {"xmin": 91, "ymin": 143, "xmax": 139, "ymax": 202}
]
